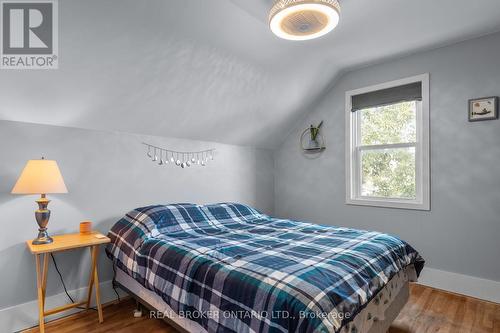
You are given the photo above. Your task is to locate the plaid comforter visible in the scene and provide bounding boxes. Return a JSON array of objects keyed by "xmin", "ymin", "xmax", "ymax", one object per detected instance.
[{"xmin": 106, "ymin": 203, "xmax": 424, "ymax": 333}]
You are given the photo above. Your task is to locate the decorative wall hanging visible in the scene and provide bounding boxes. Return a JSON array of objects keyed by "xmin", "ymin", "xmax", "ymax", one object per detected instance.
[
  {"xmin": 143, "ymin": 143, "xmax": 215, "ymax": 168},
  {"xmin": 300, "ymin": 121, "xmax": 326, "ymax": 154},
  {"xmin": 468, "ymin": 96, "xmax": 498, "ymax": 122}
]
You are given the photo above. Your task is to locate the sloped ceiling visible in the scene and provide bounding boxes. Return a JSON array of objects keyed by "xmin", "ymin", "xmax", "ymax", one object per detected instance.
[{"xmin": 2, "ymin": 0, "xmax": 500, "ymax": 148}]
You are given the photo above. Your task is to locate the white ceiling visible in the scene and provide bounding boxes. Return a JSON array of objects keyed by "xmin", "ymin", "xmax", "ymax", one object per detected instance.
[{"xmin": 2, "ymin": 0, "xmax": 500, "ymax": 148}]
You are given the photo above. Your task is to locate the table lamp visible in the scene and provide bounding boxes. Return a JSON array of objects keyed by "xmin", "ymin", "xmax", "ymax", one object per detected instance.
[{"xmin": 11, "ymin": 158, "xmax": 68, "ymax": 244}]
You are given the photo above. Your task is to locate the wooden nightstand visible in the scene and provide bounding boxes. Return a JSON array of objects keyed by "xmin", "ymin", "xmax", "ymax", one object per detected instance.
[{"xmin": 26, "ymin": 232, "xmax": 111, "ymax": 333}]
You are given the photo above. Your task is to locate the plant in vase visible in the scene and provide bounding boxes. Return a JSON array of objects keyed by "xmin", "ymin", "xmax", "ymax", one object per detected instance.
[{"xmin": 309, "ymin": 121, "xmax": 323, "ymax": 149}]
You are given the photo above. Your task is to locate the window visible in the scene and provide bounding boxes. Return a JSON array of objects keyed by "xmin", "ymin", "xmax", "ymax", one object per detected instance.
[{"xmin": 346, "ymin": 74, "xmax": 430, "ymax": 210}]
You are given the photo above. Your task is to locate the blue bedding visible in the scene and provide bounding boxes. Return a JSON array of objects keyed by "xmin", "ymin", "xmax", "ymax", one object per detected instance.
[{"xmin": 106, "ymin": 203, "xmax": 424, "ymax": 333}]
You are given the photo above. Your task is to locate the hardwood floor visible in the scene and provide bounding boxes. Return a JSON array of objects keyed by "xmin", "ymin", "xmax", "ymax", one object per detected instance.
[
  {"xmin": 22, "ymin": 284, "xmax": 500, "ymax": 333},
  {"xmin": 389, "ymin": 284, "xmax": 500, "ymax": 333},
  {"xmin": 21, "ymin": 299, "xmax": 174, "ymax": 333}
]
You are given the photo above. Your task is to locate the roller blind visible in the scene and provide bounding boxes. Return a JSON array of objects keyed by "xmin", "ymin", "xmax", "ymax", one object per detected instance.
[{"xmin": 351, "ymin": 82, "xmax": 422, "ymax": 112}]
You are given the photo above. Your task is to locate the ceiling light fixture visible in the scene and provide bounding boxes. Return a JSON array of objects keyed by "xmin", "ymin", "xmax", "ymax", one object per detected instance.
[{"xmin": 269, "ymin": 0, "xmax": 340, "ymax": 41}]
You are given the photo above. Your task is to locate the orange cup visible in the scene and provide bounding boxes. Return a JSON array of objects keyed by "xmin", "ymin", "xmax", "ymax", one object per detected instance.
[{"xmin": 80, "ymin": 221, "xmax": 92, "ymax": 234}]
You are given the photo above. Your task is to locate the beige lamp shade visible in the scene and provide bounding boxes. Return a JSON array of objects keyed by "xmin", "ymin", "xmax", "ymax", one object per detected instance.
[{"xmin": 11, "ymin": 159, "xmax": 68, "ymax": 194}]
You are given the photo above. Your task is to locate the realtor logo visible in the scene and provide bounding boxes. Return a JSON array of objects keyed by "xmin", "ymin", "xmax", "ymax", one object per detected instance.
[{"xmin": 1, "ymin": 0, "xmax": 58, "ymax": 69}]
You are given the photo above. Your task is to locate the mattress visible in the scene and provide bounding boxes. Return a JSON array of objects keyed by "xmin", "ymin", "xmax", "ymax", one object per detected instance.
[{"xmin": 107, "ymin": 203, "xmax": 424, "ymax": 333}]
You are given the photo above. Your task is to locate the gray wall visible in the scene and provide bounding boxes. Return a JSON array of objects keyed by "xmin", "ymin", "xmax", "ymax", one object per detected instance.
[
  {"xmin": 0, "ymin": 120, "xmax": 274, "ymax": 310},
  {"xmin": 275, "ymin": 32, "xmax": 500, "ymax": 282}
]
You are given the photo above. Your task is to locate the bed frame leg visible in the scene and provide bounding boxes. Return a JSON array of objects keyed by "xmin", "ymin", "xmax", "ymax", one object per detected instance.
[{"xmin": 133, "ymin": 300, "xmax": 143, "ymax": 318}]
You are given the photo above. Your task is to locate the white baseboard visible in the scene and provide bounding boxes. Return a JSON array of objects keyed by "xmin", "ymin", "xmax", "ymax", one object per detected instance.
[
  {"xmin": 417, "ymin": 267, "xmax": 500, "ymax": 303},
  {"xmin": 0, "ymin": 280, "xmax": 127, "ymax": 333}
]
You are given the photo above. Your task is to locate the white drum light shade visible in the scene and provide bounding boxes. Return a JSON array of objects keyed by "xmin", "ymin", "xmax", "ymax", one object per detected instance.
[{"xmin": 269, "ymin": 0, "xmax": 340, "ymax": 41}]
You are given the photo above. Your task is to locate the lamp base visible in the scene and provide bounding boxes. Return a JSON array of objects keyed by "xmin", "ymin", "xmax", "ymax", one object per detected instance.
[
  {"xmin": 32, "ymin": 229, "xmax": 54, "ymax": 245},
  {"xmin": 33, "ymin": 194, "xmax": 53, "ymax": 245}
]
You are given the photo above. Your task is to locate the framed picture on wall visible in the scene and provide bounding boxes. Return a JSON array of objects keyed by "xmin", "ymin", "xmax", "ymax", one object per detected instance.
[{"xmin": 468, "ymin": 96, "xmax": 498, "ymax": 122}]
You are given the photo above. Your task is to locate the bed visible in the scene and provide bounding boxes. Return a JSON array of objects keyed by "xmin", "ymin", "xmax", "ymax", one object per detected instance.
[{"xmin": 106, "ymin": 203, "xmax": 424, "ymax": 333}]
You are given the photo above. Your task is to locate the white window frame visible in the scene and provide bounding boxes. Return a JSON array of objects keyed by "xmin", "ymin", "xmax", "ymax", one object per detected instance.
[{"xmin": 345, "ymin": 74, "xmax": 430, "ymax": 210}]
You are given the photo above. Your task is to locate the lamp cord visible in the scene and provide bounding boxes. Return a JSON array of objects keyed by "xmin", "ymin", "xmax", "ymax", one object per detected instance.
[
  {"xmin": 50, "ymin": 253, "xmax": 97, "ymax": 311},
  {"xmin": 111, "ymin": 259, "xmax": 122, "ymax": 303}
]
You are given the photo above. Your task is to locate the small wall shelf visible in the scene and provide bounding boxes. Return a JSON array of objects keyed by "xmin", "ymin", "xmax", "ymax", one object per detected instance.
[{"xmin": 303, "ymin": 147, "xmax": 326, "ymax": 153}]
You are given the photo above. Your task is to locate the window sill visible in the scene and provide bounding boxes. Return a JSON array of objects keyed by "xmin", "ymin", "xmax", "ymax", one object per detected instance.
[{"xmin": 346, "ymin": 197, "xmax": 430, "ymax": 211}]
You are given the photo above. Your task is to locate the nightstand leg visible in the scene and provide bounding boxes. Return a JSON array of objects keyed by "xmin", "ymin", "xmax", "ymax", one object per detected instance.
[
  {"xmin": 92, "ymin": 246, "xmax": 104, "ymax": 323},
  {"xmin": 86, "ymin": 247, "xmax": 96, "ymax": 309},
  {"xmin": 41, "ymin": 254, "xmax": 49, "ymax": 307},
  {"xmin": 35, "ymin": 254, "xmax": 45, "ymax": 333}
]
